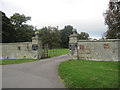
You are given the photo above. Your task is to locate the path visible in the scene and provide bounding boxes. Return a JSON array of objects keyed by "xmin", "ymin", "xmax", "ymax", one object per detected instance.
[{"xmin": 2, "ymin": 54, "xmax": 72, "ymax": 88}]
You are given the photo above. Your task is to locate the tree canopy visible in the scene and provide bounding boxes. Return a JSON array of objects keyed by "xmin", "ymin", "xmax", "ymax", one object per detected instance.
[
  {"xmin": 104, "ymin": 1, "xmax": 120, "ymax": 39},
  {"xmin": 78, "ymin": 32, "xmax": 89, "ymax": 40},
  {"xmin": 1, "ymin": 11, "xmax": 16, "ymax": 43},
  {"xmin": 1, "ymin": 11, "xmax": 90, "ymax": 48},
  {"xmin": 60, "ymin": 25, "xmax": 73, "ymax": 48},
  {"xmin": 1, "ymin": 11, "xmax": 35, "ymax": 43},
  {"xmin": 10, "ymin": 13, "xmax": 35, "ymax": 42},
  {"xmin": 10, "ymin": 13, "xmax": 31, "ymax": 26},
  {"xmin": 38, "ymin": 26, "xmax": 61, "ymax": 48}
]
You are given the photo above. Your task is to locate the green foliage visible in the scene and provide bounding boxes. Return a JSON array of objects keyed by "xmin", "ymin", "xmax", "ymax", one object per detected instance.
[
  {"xmin": 78, "ymin": 32, "xmax": 89, "ymax": 40},
  {"xmin": 47, "ymin": 48, "xmax": 69, "ymax": 57},
  {"xmin": 10, "ymin": 13, "xmax": 35, "ymax": 42},
  {"xmin": 104, "ymin": 1, "xmax": 120, "ymax": 39},
  {"xmin": 38, "ymin": 25, "xmax": 90, "ymax": 48},
  {"xmin": 1, "ymin": 11, "xmax": 90, "ymax": 45},
  {"xmin": 58, "ymin": 60, "xmax": 118, "ymax": 88},
  {"xmin": 60, "ymin": 25, "xmax": 73, "ymax": 48},
  {"xmin": 38, "ymin": 26, "xmax": 61, "ymax": 48},
  {"xmin": 1, "ymin": 11, "xmax": 35, "ymax": 43},
  {"xmin": 1, "ymin": 11, "xmax": 16, "ymax": 43},
  {"xmin": 15, "ymin": 24, "xmax": 35, "ymax": 42},
  {"xmin": 0, "ymin": 59, "xmax": 37, "ymax": 65},
  {"xmin": 38, "ymin": 25, "xmax": 73, "ymax": 48},
  {"xmin": 10, "ymin": 13, "xmax": 31, "ymax": 26}
]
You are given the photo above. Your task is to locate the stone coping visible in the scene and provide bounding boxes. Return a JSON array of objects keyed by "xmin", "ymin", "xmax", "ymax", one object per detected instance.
[
  {"xmin": 1, "ymin": 42, "xmax": 32, "ymax": 45},
  {"xmin": 78, "ymin": 39, "xmax": 120, "ymax": 42},
  {"xmin": 69, "ymin": 34, "xmax": 78, "ymax": 37}
]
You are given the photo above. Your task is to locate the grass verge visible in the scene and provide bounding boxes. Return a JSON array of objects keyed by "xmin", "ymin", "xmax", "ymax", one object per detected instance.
[
  {"xmin": 58, "ymin": 59, "xmax": 119, "ymax": 88},
  {"xmin": 0, "ymin": 59, "xmax": 37, "ymax": 65}
]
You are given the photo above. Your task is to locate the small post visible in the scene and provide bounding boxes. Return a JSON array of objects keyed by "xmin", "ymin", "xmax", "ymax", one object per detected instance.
[
  {"xmin": 58, "ymin": 48, "xmax": 59, "ymax": 55},
  {"xmin": 56, "ymin": 48, "xmax": 57, "ymax": 56},
  {"xmin": 44, "ymin": 45, "xmax": 45, "ymax": 57},
  {"xmin": 47, "ymin": 44, "xmax": 48, "ymax": 58},
  {"xmin": 50, "ymin": 48, "xmax": 51, "ymax": 57},
  {"xmin": 53, "ymin": 48, "xmax": 54, "ymax": 56}
]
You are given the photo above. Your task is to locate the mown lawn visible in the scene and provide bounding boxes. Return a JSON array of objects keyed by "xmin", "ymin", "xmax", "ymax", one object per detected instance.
[
  {"xmin": 0, "ymin": 59, "xmax": 37, "ymax": 65},
  {"xmin": 58, "ymin": 60, "xmax": 119, "ymax": 88},
  {"xmin": 48, "ymin": 48, "xmax": 69, "ymax": 57}
]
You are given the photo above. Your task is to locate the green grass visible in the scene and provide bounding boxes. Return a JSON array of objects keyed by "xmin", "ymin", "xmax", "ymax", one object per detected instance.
[
  {"xmin": 58, "ymin": 60, "xmax": 119, "ymax": 88},
  {"xmin": 48, "ymin": 48, "xmax": 69, "ymax": 57},
  {"xmin": 42, "ymin": 48, "xmax": 69, "ymax": 57},
  {"xmin": 0, "ymin": 59, "xmax": 37, "ymax": 65}
]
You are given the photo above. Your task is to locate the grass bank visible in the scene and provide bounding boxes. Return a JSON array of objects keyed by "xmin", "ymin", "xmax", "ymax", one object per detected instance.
[
  {"xmin": 0, "ymin": 59, "xmax": 37, "ymax": 65},
  {"xmin": 58, "ymin": 60, "xmax": 119, "ymax": 88}
]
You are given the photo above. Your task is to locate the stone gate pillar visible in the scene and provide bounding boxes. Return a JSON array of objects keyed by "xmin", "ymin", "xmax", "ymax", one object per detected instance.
[
  {"xmin": 69, "ymin": 29, "xmax": 78, "ymax": 59},
  {"xmin": 32, "ymin": 31, "xmax": 42, "ymax": 59}
]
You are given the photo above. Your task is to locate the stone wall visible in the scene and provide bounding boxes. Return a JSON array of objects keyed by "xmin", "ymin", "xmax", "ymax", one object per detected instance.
[
  {"xmin": 69, "ymin": 29, "xmax": 119, "ymax": 61},
  {"xmin": 78, "ymin": 39, "xmax": 119, "ymax": 61},
  {"xmin": 1, "ymin": 31, "xmax": 42, "ymax": 59},
  {"xmin": 1, "ymin": 42, "xmax": 34, "ymax": 59}
]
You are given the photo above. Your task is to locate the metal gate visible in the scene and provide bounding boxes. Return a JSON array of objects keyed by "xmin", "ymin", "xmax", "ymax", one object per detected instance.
[{"xmin": 41, "ymin": 44, "xmax": 48, "ymax": 58}]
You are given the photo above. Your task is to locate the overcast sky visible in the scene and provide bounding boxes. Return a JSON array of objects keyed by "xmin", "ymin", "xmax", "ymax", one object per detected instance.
[{"xmin": 0, "ymin": 0, "xmax": 110, "ymax": 39}]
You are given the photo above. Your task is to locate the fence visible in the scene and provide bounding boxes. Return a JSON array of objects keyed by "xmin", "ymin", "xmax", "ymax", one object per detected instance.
[{"xmin": 41, "ymin": 44, "xmax": 69, "ymax": 58}]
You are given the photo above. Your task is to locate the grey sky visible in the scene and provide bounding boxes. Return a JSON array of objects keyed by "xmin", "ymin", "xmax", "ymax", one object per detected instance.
[{"xmin": 0, "ymin": 0, "xmax": 110, "ymax": 39}]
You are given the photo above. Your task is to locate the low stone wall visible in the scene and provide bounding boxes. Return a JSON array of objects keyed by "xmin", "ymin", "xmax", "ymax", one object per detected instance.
[
  {"xmin": 77, "ymin": 39, "xmax": 119, "ymax": 61},
  {"xmin": 1, "ymin": 42, "xmax": 34, "ymax": 59}
]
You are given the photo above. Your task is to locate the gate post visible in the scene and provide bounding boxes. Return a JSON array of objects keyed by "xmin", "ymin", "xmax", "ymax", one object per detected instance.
[
  {"xmin": 69, "ymin": 29, "xmax": 78, "ymax": 59},
  {"xmin": 32, "ymin": 31, "xmax": 42, "ymax": 59}
]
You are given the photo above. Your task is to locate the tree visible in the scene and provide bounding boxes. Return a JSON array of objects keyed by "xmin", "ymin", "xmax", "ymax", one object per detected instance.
[
  {"xmin": 38, "ymin": 26, "xmax": 61, "ymax": 48},
  {"xmin": 10, "ymin": 13, "xmax": 34, "ymax": 42},
  {"xmin": 15, "ymin": 24, "xmax": 35, "ymax": 42},
  {"xmin": 1, "ymin": 11, "xmax": 16, "ymax": 43},
  {"xmin": 50, "ymin": 27, "xmax": 61, "ymax": 48},
  {"xmin": 78, "ymin": 32, "xmax": 89, "ymax": 40},
  {"xmin": 10, "ymin": 13, "xmax": 31, "ymax": 26},
  {"xmin": 38, "ymin": 27, "xmax": 52, "ymax": 48},
  {"xmin": 104, "ymin": 0, "xmax": 120, "ymax": 39},
  {"xmin": 60, "ymin": 25, "xmax": 73, "ymax": 48}
]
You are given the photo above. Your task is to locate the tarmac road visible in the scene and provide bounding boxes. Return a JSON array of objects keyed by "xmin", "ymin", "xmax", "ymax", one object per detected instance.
[{"xmin": 2, "ymin": 54, "xmax": 72, "ymax": 88}]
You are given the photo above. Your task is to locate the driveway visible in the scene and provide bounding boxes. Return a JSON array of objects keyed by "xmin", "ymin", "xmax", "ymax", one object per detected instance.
[{"xmin": 2, "ymin": 54, "xmax": 72, "ymax": 88}]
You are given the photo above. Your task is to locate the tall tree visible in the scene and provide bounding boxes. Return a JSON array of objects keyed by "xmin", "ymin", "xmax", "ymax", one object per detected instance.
[
  {"xmin": 38, "ymin": 26, "xmax": 61, "ymax": 48},
  {"xmin": 60, "ymin": 25, "xmax": 73, "ymax": 48},
  {"xmin": 10, "ymin": 13, "xmax": 34, "ymax": 42},
  {"xmin": 10, "ymin": 13, "xmax": 31, "ymax": 26},
  {"xmin": 104, "ymin": 0, "xmax": 120, "ymax": 39},
  {"xmin": 1, "ymin": 11, "xmax": 16, "ymax": 43}
]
